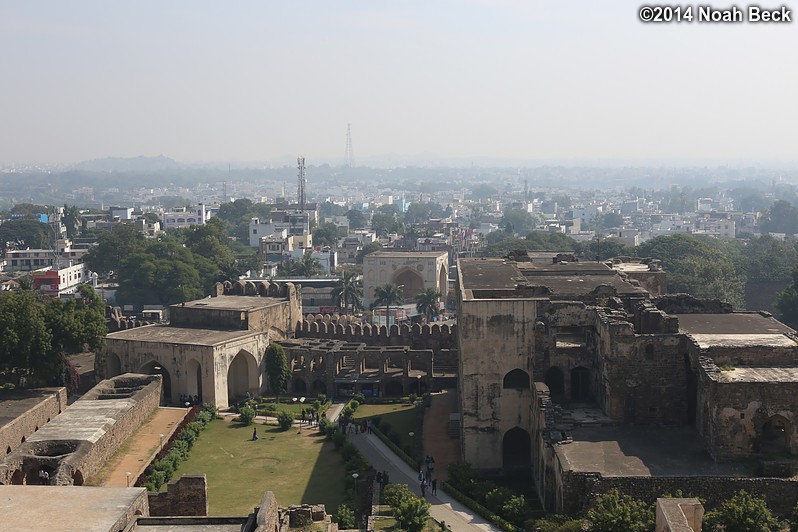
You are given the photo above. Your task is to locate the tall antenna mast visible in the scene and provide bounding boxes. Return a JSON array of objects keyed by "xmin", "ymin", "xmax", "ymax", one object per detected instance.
[
  {"xmin": 345, "ymin": 123, "xmax": 355, "ymax": 168},
  {"xmin": 297, "ymin": 156, "xmax": 306, "ymax": 211}
]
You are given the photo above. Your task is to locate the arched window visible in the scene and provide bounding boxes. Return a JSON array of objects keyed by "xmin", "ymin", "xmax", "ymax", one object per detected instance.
[{"xmin": 503, "ymin": 369, "xmax": 530, "ymax": 389}]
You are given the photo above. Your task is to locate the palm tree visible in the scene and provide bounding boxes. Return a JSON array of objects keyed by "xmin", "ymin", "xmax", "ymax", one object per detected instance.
[
  {"xmin": 373, "ymin": 283, "xmax": 403, "ymax": 326},
  {"xmin": 295, "ymin": 250, "xmax": 324, "ymax": 277},
  {"xmin": 332, "ymin": 270, "xmax": 363, "ymax": 315},
  {"xmin": 415, "ymin": 288, "xmax": 442, "ymax": 322}
]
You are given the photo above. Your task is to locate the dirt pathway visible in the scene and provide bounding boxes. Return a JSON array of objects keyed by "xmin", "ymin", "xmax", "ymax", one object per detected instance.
[{"xmin": 93, "ymin": 407, "xmax": 188, "ymax": 487}]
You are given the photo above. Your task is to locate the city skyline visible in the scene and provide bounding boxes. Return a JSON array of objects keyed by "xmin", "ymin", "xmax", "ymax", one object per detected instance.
[{"xmin": 1, "ymin": 1, "xmax": 796, "ymax": 167}]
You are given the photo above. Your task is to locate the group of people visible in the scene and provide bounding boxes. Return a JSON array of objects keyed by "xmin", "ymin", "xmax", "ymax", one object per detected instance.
[
  {"xmin": 339, "ymin": 417, "xmax": 372, "ymax": 436},
  {"xmin": 418, "ymin": 455, "xmax": 437, "ymax": 497},
  {"xmin": 179, "ymin": 394, "xmax": 200, "ymax": 406},
  {"xmin": 300, "ymin": 408, "xmax": 323, "ymax": 425}
]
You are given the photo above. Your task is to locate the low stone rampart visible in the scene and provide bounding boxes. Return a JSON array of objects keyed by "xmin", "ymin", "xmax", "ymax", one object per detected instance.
[
  {"xmin": 0, "ymin": 387, "xmax": 67, "ymax": 456},
  {"xmin": 0, "ymin": 374, "xmax": 161, "ymax": 486},
  {"xmin": 255, "ymin": 491, "xmax": 280, "ymax": 532},
  {"xmin": 148, "ymin": 474, "xmax": 208, "ymax": 516},
  {"xmin": 561, "ymin": 472, "xmax": 798, "ymax": 516}
]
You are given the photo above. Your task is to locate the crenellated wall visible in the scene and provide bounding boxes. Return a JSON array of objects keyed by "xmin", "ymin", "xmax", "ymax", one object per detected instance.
[{"xmin": 296, "ymin": 315, "xmax": 457, "ymax": 351}]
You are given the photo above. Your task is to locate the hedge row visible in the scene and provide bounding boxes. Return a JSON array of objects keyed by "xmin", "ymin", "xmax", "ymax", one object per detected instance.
[
  {"xmin": 139, "ymin": 403, "xmax": 218, "ymax": 491},
  {"xmin": 440, "ymin": 480, "xmax": 519, "ymax": 532}
]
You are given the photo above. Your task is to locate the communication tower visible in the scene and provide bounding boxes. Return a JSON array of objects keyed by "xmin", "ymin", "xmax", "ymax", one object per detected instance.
[
  {"xmin": 297, "ymin": 156, "xmax": 306, "ymax": 210},
  {"xmin": 345, "ymin": 123, "xmax": 355, "ymax": 168}
]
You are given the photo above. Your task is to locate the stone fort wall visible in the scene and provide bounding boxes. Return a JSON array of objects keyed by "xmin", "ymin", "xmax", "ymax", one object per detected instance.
[
  {"xmin": 0, "ymin": 374, "xmax": 161, "ymax": 486},
  {"xmin": 148, "ymin": 475, "xmax": 208, "ymax": 516},
  {"xmin": 561, "ymin": 471, "xmax": 798, "ymax": 516},
  {"xmin": 0, "ymin": 388, "xmax": 67, "ymax": 456}
]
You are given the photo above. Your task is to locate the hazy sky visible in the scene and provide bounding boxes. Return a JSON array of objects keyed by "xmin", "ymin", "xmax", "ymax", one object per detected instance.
[{"xmin": 1, "ymin": 1, "xmax": 796, "ymax": 166}]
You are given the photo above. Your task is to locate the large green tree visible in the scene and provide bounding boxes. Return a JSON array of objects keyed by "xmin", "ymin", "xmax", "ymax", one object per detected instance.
[
  {"xmin": 0, "ymin": 284, "xmax": 106, "ymax": 389},
  {"xmin": 265, "ymin": 343, "xmax": 291, "ymax": 404},
  {"xmin": 586, "ymin": 489, "xmax": 654, "ymax": 532},
  {"xmin": 0, "ymin": 219, "xmax": 51, "ymax": 250},
  {"xmin": 636, "ymin": 234, "xmax": 745, "ymax": 308},
  {"xmin": 83, "ymin": 223, "xmax": 148, "ymax": 275},
  {"xmin": 703, "ymin": 490, "xmax": 781, "ymax": 532}
]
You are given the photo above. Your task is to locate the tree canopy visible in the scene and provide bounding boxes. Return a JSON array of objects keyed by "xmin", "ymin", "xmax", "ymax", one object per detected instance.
[{"xmin": 0, "ymin": 285, "xmax": 106, "ymax": 389}]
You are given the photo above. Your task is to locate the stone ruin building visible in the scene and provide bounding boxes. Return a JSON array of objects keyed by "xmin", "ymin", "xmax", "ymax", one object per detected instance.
[
  {"xmin": 0, "ymin": 374, "xmax": 162, "ymax": 487},
  {"xmin": 0, "ymin": 372, "xmax": 334, "ymax": 531},
  {"xmin": 457, "ymin": 255, "xmax": 798, "ymax": 515},
  {"xmin": 101, "ymin": 278, "xmax": 459, "ymax": 407},
  {"xmin": 100, "ymin": 280, "xmax": 303, "ymax": 408}
]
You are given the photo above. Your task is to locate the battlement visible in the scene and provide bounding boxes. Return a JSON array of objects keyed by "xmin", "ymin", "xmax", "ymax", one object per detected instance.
[{"xmin": 296, "ymin": 314, "xmax": 457, "ymax": 350}]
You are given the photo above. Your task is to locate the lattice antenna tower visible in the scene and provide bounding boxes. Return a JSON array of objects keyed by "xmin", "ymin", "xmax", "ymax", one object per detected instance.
[
  {"xmin": 345, "ymin": 123, "xmax": 355, "ymax": 168},
  {"xmin": 297, "ymin": 156, "xmax": 306, "ymax": 211}
]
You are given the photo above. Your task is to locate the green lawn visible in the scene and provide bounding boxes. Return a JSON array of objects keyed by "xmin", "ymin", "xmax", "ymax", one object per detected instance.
[
  {"xmin": 352, "ymin": 403, "xmax": 421, "ymax": 461},
  {"xmin": 171, "ymin": 418, "xmax": 347, "ymax": 516}
]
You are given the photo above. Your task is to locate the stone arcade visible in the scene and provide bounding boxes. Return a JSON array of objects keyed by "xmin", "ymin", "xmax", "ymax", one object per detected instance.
[
  {"xmin": 100, "ymin": 281, "xmax": 302, "ymax": 408},
  {"xmin": 456, "ymin": 255, "xmax": 798, "ymax": 514}
]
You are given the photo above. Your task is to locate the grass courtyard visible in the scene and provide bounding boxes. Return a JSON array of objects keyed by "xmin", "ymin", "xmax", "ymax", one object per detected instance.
[{"xmin": 171, "ymin": 418, "xmax": 347, "ymax": 516}]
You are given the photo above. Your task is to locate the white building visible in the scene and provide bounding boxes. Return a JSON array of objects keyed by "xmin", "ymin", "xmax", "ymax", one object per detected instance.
[{"xmin": 162, "ymin": 204, "xmax": 210, "ymax": 230}]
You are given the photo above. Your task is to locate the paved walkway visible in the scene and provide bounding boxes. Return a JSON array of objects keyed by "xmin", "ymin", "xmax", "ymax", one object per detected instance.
[
  {"xmin": 327, "ymin": 403, "xmax": 499, "ymax": 532},
  {"xmin": 94, "ymin": 407, "xmax": 188, "ymax": 487}
]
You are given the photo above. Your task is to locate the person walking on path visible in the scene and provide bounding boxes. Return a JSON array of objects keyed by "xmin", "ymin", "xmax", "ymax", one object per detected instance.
[{"xmin": 432, "ymin": 478, "xmax": 438, "ymax": 496}]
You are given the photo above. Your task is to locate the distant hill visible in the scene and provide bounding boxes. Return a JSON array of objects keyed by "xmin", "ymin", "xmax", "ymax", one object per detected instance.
[{"xmin": 71, "ymin": 155, "xmax": 181, "ymax": 172}]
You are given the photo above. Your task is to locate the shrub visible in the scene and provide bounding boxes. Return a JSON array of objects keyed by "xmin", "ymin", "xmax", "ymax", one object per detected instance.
[
  {"xmin": 704, "ymin": 489, "xmax": 782, "ymax": 532},
  {"xmin": 334, "ymin": 503, "xmax": 357, "ymax": 529},
  {"xmin": 501, "ymin": 495, "xmax": 527, "ymax": 525},
  {"xmin": 349, "ymin": 399, "xmax": 360, "ymax": 411},
  {"xmin": 317, "ymin": 393, "xmax": 327, "ymax": 404},
  {"xmin": 383, "ymin": 483, "xmax": 414, "ymax": 507},
  {"xmin": 527, "ymin": 516, "xmax": 584, "ymax": 532},
  {"xmin": 408, "ymin": 393, "xmax": 418, "ymax": 403},
  {"xmin": 333, "ymin": 429, "xmax": 347, "ymax": 449},
  {"xmin": 485, "ymin": 487, "xmax": 513, "ymax": 513},
  {"xmin": 448, "ymin": 461, "xmax": 475, "ymax": 489},
  {"xmin": 587, "ymin": 489, "xmax": 654, "ymax": 532},
  {"xmin": 178, "ymin": 429, "xmax": 197, "ymax": 447},
  {"xmin": 341, "ymin": 442, "xmax": 359, "ymax": 461},
  {"xmin": 277, "ymin": 411, "xmax": 294, "ymax": 431},
  {"xmin": 353, "ymin": 392, "xmax": 365, "ymax": 403},
  {"xmin": 237, "ymin": 406, "xmax": 256, "ymax": 426},
  {"xmin": 201, "ymin": 402, "xmax": 218, "ymax": 417},
  {"xmin": 394, "ymin": 494, "xmax": 431, "ymax": 532}
]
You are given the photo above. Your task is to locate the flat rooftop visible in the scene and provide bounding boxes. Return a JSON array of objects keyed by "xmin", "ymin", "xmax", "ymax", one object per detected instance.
[
  {"xmin": 107, "ymin": 325, "xmax": 263, "ymax": 346},
  {"xmin": 0, "ymin": 388, "xmax": 62, "ymax": 429},
  {"xmin": 713, "ymin": 366, "xmax": 798, "ymax": 383},
  {"xmin": 177, "ymin": 295, "xmax": 285, "ymax": 311},
  {"xmin": 367, "ymin": 251, "xmax": 447, "ymax": 258},
  {"xmin": 676, "ymin": 313, "xmax": 797, "ymax": 349},
  {"xmin": 29, "ymin": 397, "xmax": 138, "ymax": 444},
  {"xmin": 0, "ymin": 485, "xmax": 146, "ymax": 532},
  {"xmin": 676, "ymin": 313, "xmax": 794, "ymax": 335},
  {"xmin": 459, "ymin": 259, "xmax": 521, "ymax": 291},
  {"xmin": 556, "ymin": 426, "xmax": 747, "ymax": 477}
]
